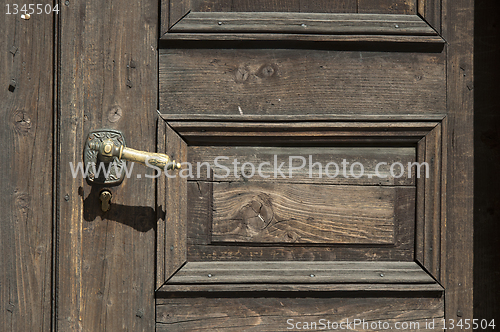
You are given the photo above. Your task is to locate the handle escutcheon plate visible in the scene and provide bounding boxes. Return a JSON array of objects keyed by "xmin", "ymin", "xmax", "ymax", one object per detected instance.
[{"xmin": 84, "ymin": 129, "xmax": 127, "ymax": 185}]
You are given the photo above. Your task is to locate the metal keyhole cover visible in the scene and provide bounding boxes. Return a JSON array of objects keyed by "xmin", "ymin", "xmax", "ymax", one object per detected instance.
[
  {"xmin": 83, "ymin": 129, "xmax": 127, "ymax": 185},
  {"xmin": 99, "ymin": 190, "xmax": 112, "ymax": 212}
]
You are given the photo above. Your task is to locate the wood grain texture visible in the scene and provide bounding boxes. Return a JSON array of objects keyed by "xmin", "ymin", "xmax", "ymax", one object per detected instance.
[
  {"xmin": 231, "ymin": 0, "xmax": 300, "ymax": 12},
  {"xmin": 160, "ymin": 32, "xmax": 444, "ymax": 42},
  {"xmin": 162, "ymin": 123, "xmax": 188, "ymax": 286},
  {"xmin": 0, "ymin": 4, "xmax": 53, "ymax": 331},
  {"xmin": 187, "ymin": 184, "xmax": 415, "ymax": 261},
  {"xmin": 418, "ymin": 0, "xmax": 441, "ymax": 34},
  {"xmin": 193, "ymin": 0, "xmax": 357, "ymax": 13},
  {"xmin": 441, "ymin": 0, "xmax": 474, "ymax": 323},
  {"xmin": 167, "ymin": 120, "xmax": 440, "ymax": 146},
  {"xmin": 415, "ymin": 124, "xmax": 442, "ymax": 282},
  {"xmin": 358, "ymin": 0, "xmax": 416, "ymax": 14},
  {"xmin": 212, "ymin": 183, "xmax": 397, "ymax": 244},
  {"xmin": 167, "ymin": 261, "xmax": 437, "ymax": 284},
  {"xmin": 160, "ymin": 49, "xmax": 445, "ymax": 116},
  {"xmin": 157, "ymin": 296, "xmax": 444, "ymax": 331},
  {"xmin": 193, "ymin": 0, "xmax": 231, "ymax": 12},
  {"xmin": 157, "ymin": 120, "xmax": 167, "ymax": 289},
  {"xmin": 423, "ymin": 124, "xmax": 442, "ymax": 281},
  {"xmin": 187, "ymin": 243, "xmax": 415, "ymax": 262},
  {"xmin": 170, "ymin": 0, "xmax": 192, "ymax": 30},
  {"xmin": 169, "ymin": 12, "xmax": 434, "ymax": 35},
  {"xmin": 164, "ymin": 114, "xmax": 446, "ymax": 121},
  {"xmin": 415, "ymin": 137, "xmax": 426, "ymax": 265},
  {"xmin": 300, "ymin": 0, "xmax": 356, "ymax": 13},
  {"xmin": 158, "ymin": 283, "xmax": 444, "ymax": 292},
  {"xmin": 188, "ymin": 146, "xmax": 416, "ymax": 185},
  {"xmin": 57, "ymin": 0, "xmax": 158, "ymax": 330}
]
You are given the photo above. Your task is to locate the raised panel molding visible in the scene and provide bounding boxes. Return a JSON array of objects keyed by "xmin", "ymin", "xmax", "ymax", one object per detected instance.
[
  {"xmin": 161, "ymin": 0, "xmax": 443, "ymax": 43},
  {"xmin": 156, "ymin": 119, "xmax": 446, "ymax": 291}
]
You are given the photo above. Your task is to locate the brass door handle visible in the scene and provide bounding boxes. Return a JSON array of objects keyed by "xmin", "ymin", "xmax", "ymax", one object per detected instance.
[
  {"xmin": 84, "ymin": 129, "xmax": 181, "ymax": 184},
  {"xmin": 89, "ymin": 139, "xmax": 181, "ymax": 171}
]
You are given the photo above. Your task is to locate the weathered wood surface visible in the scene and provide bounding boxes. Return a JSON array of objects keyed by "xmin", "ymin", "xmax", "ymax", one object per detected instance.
[
  {"xmin": 161, "ymin": 32, "xmax": 445, "ymax": 43},
  {"xmin": 441, "ymin": 0, "xmax": 474, "ymax": 323},
  {"xmin": 169, "ymin": 12, "xmax": 434, "ymax": 35},
  {"xmin": 168, "ymin": 0, "xmax": 191, "ymax": 30},
  {"xmin": 189, "ymin": 146, "xmax": 416, "ymax": 185},
  {"xmin": 179, "ymin": 0, "xmax": 418, "ymax": 14},
  {"xmin": 418, "ymin": 0, "xmax": 441, "ymax": 34},
  {"xmin": 157, "ymin": 122, "xmax": 188, "ymax": 288},
  {"xmin": 157, "ymin": 121, "xmax": 167, "ymax": 289},
  {"xmin": 193, "ymin": 0, "xmax": 358, "ymax": 13},
  {"xmin": 164, "ymin": 0, "xmax": 421, "ymax": 38},
  {"xmin": 169, "ymin": 121, "xmax": 441, "ymax": 146},
  {"xmin": 212, "ymin": 183, "xmax": 397, "ymax": 244},
  {"xmin": 0, "ymin": 6, "xmax": 53, "ymax": 332},
  {"xmin": 358, "ymin": 0, "xmax": 416, "ymax": 14},
  {"xmin": 158, "ymin": 283, "xmax": 444, "ymax": 293},
  {"xmin": 187, "ymin": 183, "xmax": 415, "ymax": 261},
  {"xmin": 157, "ymin": 295, "xmax": 444, "ymax": 331},
  {"xmin": 160, "ymin": 49, "xmax": 445, "ymax": 116},
  {"xmin": 57, "ymin": 0, "xmax": 158, "ymax": 330},
  {"xmin": 422, "ymin": 124, "xmax": 442, "ymax": 281},
  {"xmin": 163, "ymin": 114, "xmax": 447, "ymax": 121},
  {"xmin": 166, "ymin": 261, "xmax": 436, "ymax": 284}
]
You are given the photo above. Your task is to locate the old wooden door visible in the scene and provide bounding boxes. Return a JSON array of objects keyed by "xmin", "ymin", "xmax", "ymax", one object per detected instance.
[{"xmin": 55, "ymin": 0, "xmax": 473, "ymax": 331}]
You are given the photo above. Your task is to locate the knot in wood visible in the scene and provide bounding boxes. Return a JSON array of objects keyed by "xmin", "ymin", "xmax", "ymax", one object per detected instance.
[
  {"xmin": 13, "ymin": 111, "xmax": 32, "ymax": 134},
  {"xmin": 108, "ymin": 105, "xmax": 123, "ymax": 123},
  {"xmin": 239, "ymin": 194, "xmax": 273, "ymax": 235},
  {"xmin": 258, "ymin": 63, "xmax": 278, "ymax": 78},
  {"xmin": 235, "ymin": 67, "xmax": 249, "ymax": 83}
]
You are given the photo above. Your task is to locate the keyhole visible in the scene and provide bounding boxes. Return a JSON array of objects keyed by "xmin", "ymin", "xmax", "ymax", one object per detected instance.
[{"xmin": 99, "ymin": 190, "xmax": 112, "ymax": 212}]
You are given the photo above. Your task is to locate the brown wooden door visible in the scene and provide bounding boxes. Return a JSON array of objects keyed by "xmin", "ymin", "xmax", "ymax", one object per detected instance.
[
  {"xmin": 53, "ymin": 0, "xmax": 473, "ymax": 331},
  {"xmin": 152, "ymin": 0, "xmax": 472, "ymax": 331}
]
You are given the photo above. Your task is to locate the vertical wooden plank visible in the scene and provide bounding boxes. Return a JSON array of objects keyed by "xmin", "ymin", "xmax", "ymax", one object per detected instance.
[
  {"xmin": 163, "ymin": 124, "xmax": 188, "ymax": 282},
  {"xmin": 170, "ymin": 0, "xmax": 192, "ymax": 29},
  {"xmin": 358, "ymin": 0, "xmax": 416, "ymax": 14},
  {"xmin": 57, "ymin": 0, "xmax": 158, "ymax": 330},
  {"xmin": 418, "ymin": 0, "xmax": 441, "ymax": 34},
  {"xmin": 415, "ymin": 138, "xmax": 426, "ymax": 264},
  {"xmin": 156, "ymin": 120, "xmax": 167, "ymax": 289},
  {"xmin": 162, "ymin": 0, "xmax": 170, "ymax": 36},
  {"xmin": 441, "ymin": 0, "xmax": 474, "ymax": 323},
  {"xmin": 424, "ymin": 124, "xmax": 442, "ymax": 281},
  {"xmin": 0, "ymin": 4, "xmax": 53, "ymax": 332}
]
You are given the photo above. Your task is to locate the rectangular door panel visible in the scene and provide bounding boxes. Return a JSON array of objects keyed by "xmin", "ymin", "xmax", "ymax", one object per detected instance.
[
  {"xmin": 189, "ymin": 146, "xmax": 416, "ymax": 186},
  {"xmin": 160, "ymin": 49, "xmax": 445, "ymax": 117},
  {"xmin": 157, "ymin": 295, "xmax": 444, "ymax": 331},
  {"xmin": 212, "ymin": 183, "xmax": 398, "ymax": 245}
]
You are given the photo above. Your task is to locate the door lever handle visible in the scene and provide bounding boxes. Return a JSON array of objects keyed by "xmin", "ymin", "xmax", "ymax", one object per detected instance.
[
  {"xmin": 84, "ymin": 129, "xmax": 181, "ymax": 185},
  {"xmin": 89, "ymin": 139, "xmax": 181, "ymax": 171}
]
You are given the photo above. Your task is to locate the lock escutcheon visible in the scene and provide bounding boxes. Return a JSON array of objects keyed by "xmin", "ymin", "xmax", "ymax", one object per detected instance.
[{"xmin": 99, "ymin": 190, "xmax": 112, "ymax": 212}]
